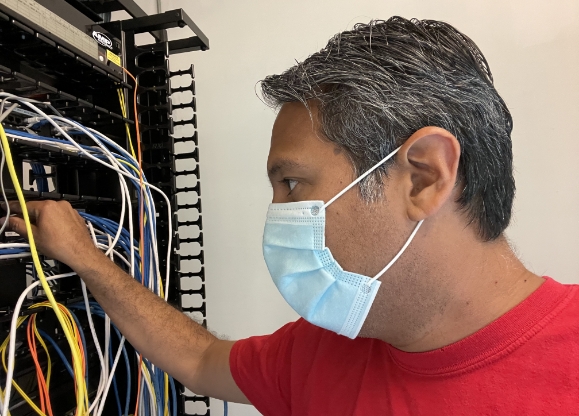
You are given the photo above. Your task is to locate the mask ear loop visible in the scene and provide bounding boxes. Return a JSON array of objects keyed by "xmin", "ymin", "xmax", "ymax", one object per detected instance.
[
  {"xmin": 320, "ymin": 146, "xmax": 401, "ymax": 212},
  {"xmin": 367, "ymin": 219, "xmax": 424, "ymax": 286},
  {"xmin": 312, "ymin": 144, "xmax": 423, "ymax": 285}
]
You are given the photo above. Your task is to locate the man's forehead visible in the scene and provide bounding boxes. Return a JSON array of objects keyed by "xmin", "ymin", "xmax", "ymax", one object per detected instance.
[
  {"xmin": 271, "ymin": 103, "xmax": 328, "ymax": 155},
  {"xmin": 268, "ymin": 104, "xmax": 315, "ymax": 160},
  {"xmin": 267, "ymin": 102, "xmax": 347, "ymax": 180},
  {"xmin": 272, "ymin": 102, "xmax": 319, "ymax": 140}
]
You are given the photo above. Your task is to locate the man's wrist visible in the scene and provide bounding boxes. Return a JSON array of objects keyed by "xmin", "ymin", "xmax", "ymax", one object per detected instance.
[{"xmin": 68, "ymin": 245, "xmax": 109, "ymax": 278}]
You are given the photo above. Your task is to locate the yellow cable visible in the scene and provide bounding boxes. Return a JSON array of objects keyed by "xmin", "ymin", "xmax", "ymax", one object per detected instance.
[
  {"xmin": 0, "ymin": 124, "xmax": 88, "ymax": 415},
  {"xmin": 117, "ymin": 89, "xmax": 137, "ymax": 159},
  {"xmin": 32, "ymin": 319, "xmax": 52, "ymax": 390},
  {"xmin": 30, "ymin": 302, "xmax": 89, "ymax": 411},
  {"xmin": 1, "ymin": 317, "xmax": 47, "ymax": 416},
  {"xmin": 164, "ymin": 373, "xmax": 169, "ymax": 416},
  {"xmin": 140, "ymin": 361, "xmax": 157, "ymax": 413}
]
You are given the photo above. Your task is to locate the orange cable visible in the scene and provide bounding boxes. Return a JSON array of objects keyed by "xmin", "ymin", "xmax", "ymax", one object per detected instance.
[
  {"xmin": 122, "ymin": 67, "xmax": 145, "ymax": 269},
  {"xmin": 27, "ymin": 317, "xmax": 45, "ymax": 414},
  {"xmin": 122, "ymin": 67, "xmax": 146, "ymax": 416},
  {"xmin": 27, "ymin": 316, "xmax": 53, "ymax": 416}
]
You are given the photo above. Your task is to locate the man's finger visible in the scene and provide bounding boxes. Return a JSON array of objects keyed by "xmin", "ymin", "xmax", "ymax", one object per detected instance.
[
  {"xmin": 5, "ymin": 201, "xmax": 22, "ymax": 215},
  {"xmin": 5, "ymin": 201, "xmax": 45, "ymax": 221},
  {"xmin": 5, "ymin": 215, "xmax": 33, "ymax": 238}
]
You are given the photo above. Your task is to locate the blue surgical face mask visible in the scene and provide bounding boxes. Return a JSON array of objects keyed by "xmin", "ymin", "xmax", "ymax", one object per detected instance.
[{"xmin": 262, "ymin": 146, "xmax": 423, "ymax": 339}]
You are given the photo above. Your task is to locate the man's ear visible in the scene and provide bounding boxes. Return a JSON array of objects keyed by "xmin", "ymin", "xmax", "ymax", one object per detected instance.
[{"xmin": 395, "ymin": 126, "xmax": 461, "ymax": 221}]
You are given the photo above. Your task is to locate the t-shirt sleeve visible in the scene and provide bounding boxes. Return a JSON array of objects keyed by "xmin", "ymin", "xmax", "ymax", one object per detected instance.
[{"xmin": 229, "ymin": 321, "xmax": 299, "ymax": 416}]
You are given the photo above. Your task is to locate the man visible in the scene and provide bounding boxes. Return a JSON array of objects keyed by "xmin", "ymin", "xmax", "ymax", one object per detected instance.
[{"xmin": 5, "ymin": 16, "xmax": 579, "ymax": 415}]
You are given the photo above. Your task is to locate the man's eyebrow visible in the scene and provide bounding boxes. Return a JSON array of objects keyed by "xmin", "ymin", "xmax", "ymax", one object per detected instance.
[{"xmin": 267, "ymin": 159, "xmax": 306, "ymax": 177}]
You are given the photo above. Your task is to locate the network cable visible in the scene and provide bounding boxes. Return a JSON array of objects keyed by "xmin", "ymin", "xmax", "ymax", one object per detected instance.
[
  {"xmin": 0, "ymin": 122, "xmax": 88, "ymax": 416},
  {"xmin": 0, "ymin": 93, "xmax": 181, "ymax": 416}
]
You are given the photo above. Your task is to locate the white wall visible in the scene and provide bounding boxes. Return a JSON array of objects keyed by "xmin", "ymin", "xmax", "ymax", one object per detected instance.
[{"xmin": 145, "ymin": 1, "xmax": 579, "ymax": 414}]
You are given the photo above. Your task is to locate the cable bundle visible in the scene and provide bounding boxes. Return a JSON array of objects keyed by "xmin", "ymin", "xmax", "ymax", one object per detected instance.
[{"xmin": 0, "ymin": 90, "xmax": 178, "ymax": 416}]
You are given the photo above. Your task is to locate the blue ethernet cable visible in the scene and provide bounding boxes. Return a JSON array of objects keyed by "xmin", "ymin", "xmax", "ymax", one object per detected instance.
[
  {"xmin": 0, "ymin": 248, "xmax": 29, "ymax": 255},
  {"xmin": 37, "ymin": 328, "xmax": 74, "ymax": 379},
  {"xmin": 169, "ymin": 375, "xmax": 177, "ymax": 416},
  {"xmin": 31, "ymin": 163, "xmax": 48, "ymax": 192}
]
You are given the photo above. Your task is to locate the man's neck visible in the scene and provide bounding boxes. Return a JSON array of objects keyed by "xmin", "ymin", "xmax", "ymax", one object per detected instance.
[{"xmin": 384, "ymin": 237, "xmax": 544, "ymax": 353}]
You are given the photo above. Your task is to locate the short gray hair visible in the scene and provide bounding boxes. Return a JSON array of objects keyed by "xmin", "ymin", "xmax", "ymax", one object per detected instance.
[{"xmin": 260, "ymin": 17, "xmax": 515, "ymax": 241}]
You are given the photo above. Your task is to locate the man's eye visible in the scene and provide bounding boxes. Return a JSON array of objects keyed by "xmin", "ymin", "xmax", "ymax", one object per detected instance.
[
  {"xmin": 282, "ymin": 179, "xmax": 298, "ymax": 192},
  {"xmin": 288, "ymin": 179, "xmax": 298, "ymax": 191}
]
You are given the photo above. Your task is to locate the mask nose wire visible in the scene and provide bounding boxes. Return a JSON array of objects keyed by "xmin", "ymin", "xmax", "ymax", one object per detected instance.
[
  {"xmin": 320, "ymin": 146, "xmax": 401, "ymax": 212},
  {"xmin": 368, "ymin": 219, "xmax": 424, "ymax": 285}
]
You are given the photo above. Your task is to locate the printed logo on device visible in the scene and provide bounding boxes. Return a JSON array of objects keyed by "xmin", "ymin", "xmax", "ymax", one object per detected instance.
[{"xmin": 92, "ymin": 31, "xmax": 113, "ymax": 50}]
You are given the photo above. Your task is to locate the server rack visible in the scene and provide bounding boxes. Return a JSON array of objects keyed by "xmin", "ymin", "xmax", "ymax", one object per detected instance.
[{"xmin": 0, "ymin": 1, "xmax": 209, "ymax": 415}]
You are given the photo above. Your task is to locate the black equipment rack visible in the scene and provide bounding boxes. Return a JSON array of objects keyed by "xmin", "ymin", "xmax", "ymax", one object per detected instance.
[{"xmin": 0, "ymin": 1, "xmax": 209, "ymax": 415}]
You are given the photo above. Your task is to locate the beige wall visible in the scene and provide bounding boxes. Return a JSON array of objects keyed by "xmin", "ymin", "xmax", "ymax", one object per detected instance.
[{"xmin": 147, "ymin": 1, "xmax": 579, "ymax": 414}]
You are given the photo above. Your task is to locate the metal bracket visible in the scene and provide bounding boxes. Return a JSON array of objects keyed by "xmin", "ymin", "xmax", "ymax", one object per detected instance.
[{"xmin": 114, "ymin": 9, "xmax": 209, "ymax": 51}]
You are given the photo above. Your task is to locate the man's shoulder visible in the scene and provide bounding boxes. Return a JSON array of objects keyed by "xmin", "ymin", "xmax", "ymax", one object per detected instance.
[{"xmin": 536, "ymin": 278, "xmax": 579, "ymax": 331}]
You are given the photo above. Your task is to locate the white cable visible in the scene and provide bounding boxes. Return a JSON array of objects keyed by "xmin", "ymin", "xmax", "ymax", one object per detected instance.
[
  {"xmin": 103, "ymin": 314, "xmax": 110, "ymax": 404},
  {"xmin": 4, "ymin": 134, "xmax": 85, "ymax": 153},
  {"xmin": 5, "ymin": 128, "xmax": 136, "ymax": 277},
  {"xmin": 3, "ymin": 126, "xmax": 129, "ymax": 262},
  {"xmin": 141, "ymin": 365, "xmax": 157, "ymax": 416},
  {"xmin": 67, "ymin": 122, "xmax": 165, "ymax": 299},
  {"xmin": 40, "ymin": 114, "xmax": 159, "ymax": 292},
  {"xmin": 89, "ymin": 227, "xmax": 137, "ymax": 415},
  {"xmin": 73, "ymin": 123, "xmax": 168, "ymax": 299},
  {"xmin": 85, "ymin": 225, "xmax": 136, "ymax": 414},
  {"xmin": 103, "ymin": 233, "xmax": 112, "ymax": 410},
  {"xmin": 7, "ymin": 129, "xmax": 134, "ymax": 277},
  {"xmin": 139, "ymin": 384, "xmax": 145, "ymax": 416},
  {"xmin": 84, "ymin": 223, "xmax": 107, "ymax": 413},
  {"xmin": 94, "ymin": 243, "xmax": 132, "ymax": 269},
  {"xmin": 86, "ymin": 127, "xmax": 169, "ymax": 298},
  {"xmin": 2, "ymin": 106, "xmax": 172, "ymax": 300},
  {"xmin": 2, "ymin": 272, "xmax": 77, "ymax": 415},
  {"xmin": 50, "ymin": 117, "xmax": 129, "ymax": 258},
  {"xmin": 0, "ymin": 96, "xmax": 128, "ymax": 255},
  {"xmin": 0, "ymin": 253, "xmax": 31, "ymax": 260},
  {"xmin": 94, "ymin": 335, "xmax": 126, "ymax": 416}
]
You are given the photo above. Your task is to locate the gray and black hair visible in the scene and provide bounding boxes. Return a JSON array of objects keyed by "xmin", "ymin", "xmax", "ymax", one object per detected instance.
[{"xmin": 260, "ymin": 17, "xmax": 514, "ymax": 241}]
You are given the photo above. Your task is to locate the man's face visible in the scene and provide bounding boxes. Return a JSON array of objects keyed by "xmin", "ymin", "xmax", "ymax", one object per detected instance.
[{"xmin": 266, "ymin": 102, "xmax": 410, "ymax": 281}]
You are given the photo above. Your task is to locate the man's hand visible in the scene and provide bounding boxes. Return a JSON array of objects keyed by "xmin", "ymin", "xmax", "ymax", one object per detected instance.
[{"xmin": 2, "ymin": 200, "xmax": 100, "ymax": 271}]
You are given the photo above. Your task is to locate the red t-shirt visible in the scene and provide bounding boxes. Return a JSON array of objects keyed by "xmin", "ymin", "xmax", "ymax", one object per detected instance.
[{"xmin": 230, "ymin": 277, "xmax": 579, "ymax": 415}]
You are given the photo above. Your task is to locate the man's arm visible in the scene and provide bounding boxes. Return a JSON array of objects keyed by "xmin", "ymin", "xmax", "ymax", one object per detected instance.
[{"xmin": 4, "ymin": 200, "xmax": 249, "ymax": 404}]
